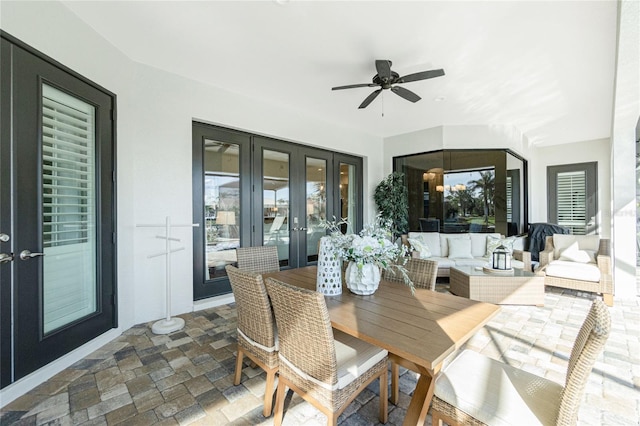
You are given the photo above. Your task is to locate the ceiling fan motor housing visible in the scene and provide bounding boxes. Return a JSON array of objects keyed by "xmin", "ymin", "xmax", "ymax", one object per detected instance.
[{"xmin": 373, "ymin": 72, "xmax": 400, "ymax": 88}]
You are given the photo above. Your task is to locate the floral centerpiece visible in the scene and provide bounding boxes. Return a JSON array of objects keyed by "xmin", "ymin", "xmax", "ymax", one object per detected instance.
[{"xmin": 321, "ymin": 216, "xmax": 414, "ymax": 295}]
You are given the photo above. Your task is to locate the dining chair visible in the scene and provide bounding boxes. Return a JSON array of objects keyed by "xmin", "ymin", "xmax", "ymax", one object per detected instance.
[
  {"xmin": 383, "ymin": 257, "xmax": 438, "ymax": 404},
  {"xmin": 236, "ymin": 245, "xmax": 280, "ymax": 274},
  {"xmin": 383, "ymin": 257, "xmax": 438, "ymax": 291},
  {"xmin": 430, "ymin": 299, "xmax": 611, "ymax": 426},
  {"xmin": 225, "ymin": 265, "xmax": 278, "ymax": 417},
  {"xmin": 264, "ymin": 277, "xmax": 389, "ymax": 426}
]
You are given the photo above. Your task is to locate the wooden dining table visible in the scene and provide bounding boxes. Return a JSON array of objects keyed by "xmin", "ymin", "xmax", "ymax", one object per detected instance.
[{"xmin": 263, "ymin": 266, "xmax": 500, "ymax": 426}]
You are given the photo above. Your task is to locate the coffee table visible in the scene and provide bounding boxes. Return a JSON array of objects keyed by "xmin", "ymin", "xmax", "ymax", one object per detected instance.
[{"xmin": 449, "ymin": 265, "xmax": 545, "ymax": 306}]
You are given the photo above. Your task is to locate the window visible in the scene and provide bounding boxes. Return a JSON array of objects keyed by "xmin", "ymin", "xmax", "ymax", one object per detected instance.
[
  {"xmin": 393, "ymin": 149, "xmax": 527, "ymax": 236},
  {"xmin": 548, "ymin": 162, "xmax": 598, "ymax": 235}
]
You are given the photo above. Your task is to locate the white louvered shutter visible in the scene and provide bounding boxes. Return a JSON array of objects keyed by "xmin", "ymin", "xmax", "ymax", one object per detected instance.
[
  {"xmin": 42, "ymin": 84, "xmax": 97, "ymax": 333},
  {"xmin": 556, "ymin": 170, "xmax": 587, "ymax": 235}
]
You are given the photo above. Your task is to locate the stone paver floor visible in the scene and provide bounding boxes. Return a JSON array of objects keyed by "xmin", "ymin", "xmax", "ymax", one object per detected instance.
[{"xmin": 1, "ymin": 284, "xmax": 639, "ymax": 425}]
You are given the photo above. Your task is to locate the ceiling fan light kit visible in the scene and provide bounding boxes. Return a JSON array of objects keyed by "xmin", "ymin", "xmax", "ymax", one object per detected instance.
[{"xmin": 332, "ymin": 59, "xmax": 445, "ymax": 109}]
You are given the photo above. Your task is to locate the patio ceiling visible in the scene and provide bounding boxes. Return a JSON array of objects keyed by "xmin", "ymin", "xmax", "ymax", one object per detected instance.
[{"xmin": 61, "ymin": 0, "xmax": 618, "ymax": 147}]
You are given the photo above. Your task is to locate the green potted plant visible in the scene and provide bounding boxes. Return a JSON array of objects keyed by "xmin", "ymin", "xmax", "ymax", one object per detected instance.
[{"xmin": 374, "ymin": 171, "xmax": 409, "ymax": 241}]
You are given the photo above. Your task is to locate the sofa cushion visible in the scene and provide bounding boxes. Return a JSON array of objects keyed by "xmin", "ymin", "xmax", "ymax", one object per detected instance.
[
  {"xmin": 408, "ymin": 232, "xmax": 441, "ymax": 257},
  {"xmin": 486, "ymin": 235, "xmax": 516, "ymax": 257},
  {"xmin": 470, "ymin": 233, "xmax": 500, "ymax": 257},
  {"xmin": 453, "ymin": 257, "xmax": 489, "ymax": 267},
  {"xmin": 559, "ymin": 241, "xmax": 596, "ymax": 264},
  {"xmin": 407, "ymin": 237, "xmax": 431, "ymax": 259},
  {"xmin": 430, "ymin": 256, "xmax": 455, "ymax": 269},
  {"xmin": 441, "ymin": 234, "xmax": 471, "ymax": 257},
  {"xmin": 546, "ymin": 260, "xmax": 601, "ymax": 282},
  {"xmin": 448, "ymin": 238, "xmax": 474, "ymax": 259},
  {"xmin": 553, "ymin": 234, "xmax": 600, "ymax": 259}
]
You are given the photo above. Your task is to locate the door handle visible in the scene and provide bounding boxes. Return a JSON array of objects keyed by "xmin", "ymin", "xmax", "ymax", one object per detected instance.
[
  {"xmin": 19, "ymin": 250, "xmax": 45, "ymax": 261},
  {"xmin": 0, "ymin": 233, "xmax": 9, "ymax": 243},
  {"xmin": 0, "ymin": 253, "xmax": 13, "ymax": 264}
]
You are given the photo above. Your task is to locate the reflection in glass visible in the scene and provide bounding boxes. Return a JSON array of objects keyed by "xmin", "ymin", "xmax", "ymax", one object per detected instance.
[
  {"xmin": 395, "ymin": 150, "xmax": 526, "ymax": 236},
  {"xmin": 204, "ymin": 140, "xmax": 240, "ymax": 280},
  {"xmin": 263, "ymin": 150, "xmax": 289, "ymax": 267},
  {"xmin": 340, "ymin": 163, "xmax": 356, "ymax": 234},
  {"xmin": 306, "ymin": 158, "xmax": 327, "ymax": 262},
  {"xmin": 443, "ymin": 169, "xmax": 495, "ymax": 233}
]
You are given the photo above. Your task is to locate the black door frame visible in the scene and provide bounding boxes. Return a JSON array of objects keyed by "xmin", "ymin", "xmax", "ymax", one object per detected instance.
[
  {"xmin": 0, "ymin": 31, "xmax": 117, "ymax": 387},
  {"xmin": 192, "ymin": 122, "xmax": 363, "ymax": 300}
]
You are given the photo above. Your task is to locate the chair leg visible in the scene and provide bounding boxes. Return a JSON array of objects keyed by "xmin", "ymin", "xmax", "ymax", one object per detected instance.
[
  {"xmin": 390, "ymin": 361, "xmax": 399, "ymax": 405},
  {"xmin": 603, "ymin": 293, "xmax": 613, "ymax": 307},
  {"xmin": 273, "ymin": 379, "xmax": 287, "ymax": 426},
  {"xmin": 262, "ymin": 368, "xmax": 277, "ymax": 417},
  {"xmin": 233, "ymin": 347, "xmax": 244, "ymax": 386},
  {"xmin": 379, "ymin": 370, "xmax": 388, "ymax": 424},
  {"xmin": 327, "ymin": 412, "xmax": 338, "ymax": 426}
]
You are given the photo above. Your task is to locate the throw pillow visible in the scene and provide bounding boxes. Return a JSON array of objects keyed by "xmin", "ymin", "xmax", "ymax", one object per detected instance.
[
  {"xmin": 407, "ymin": 237, "xmax": 431, "ymax": 259},
  {"xmin": 448, "ymin": 238, "xmax": 474, "ymax": 259},
  {"xmin": 485, "ymin": 235, "xmax": 516, "ymax": 257},
  {"xmin": 559, "ymin": 241, "xmax": 595, "ymax": 263}
]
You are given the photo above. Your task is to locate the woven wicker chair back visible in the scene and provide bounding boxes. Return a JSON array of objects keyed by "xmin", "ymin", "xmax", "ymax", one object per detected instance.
[
  {"xmin": 236, "ymin": 245, "xmax": 280, "ymax": 274},
  {"xmin": 265, "ymin": 278, "xmax": 339, "ymax": 386},
  {"xmin": 382, "ymin": 258, "xmax": 438, "ymax": 290},
  {"xmin": 556, "ymin": 299, "xmax": 610, "ymax": 425},
  {"xmin": 226, "ymin": 265, "xmax": 276, "ymax": 350}
]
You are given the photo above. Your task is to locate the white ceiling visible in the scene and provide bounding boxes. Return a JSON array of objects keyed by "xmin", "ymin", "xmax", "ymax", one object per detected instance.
[{"xmin": 61, "ymin": 0, "xmax": 618, "ymax": 146}]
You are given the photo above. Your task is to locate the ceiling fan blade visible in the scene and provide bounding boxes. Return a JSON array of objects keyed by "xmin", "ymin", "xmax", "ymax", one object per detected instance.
[
  {"xmin": 396, "ymin": 69, "xmax": 445, "ymax": 84},
  {"xmin": 358, "ymin": 89, "xmax": 382, "ymax": 109},
  {"xmin": 332, "ymin": 83, "xmax": 377, "ymax": 91},
  {"xmin": 391, "ymin": 86, "xmax": 421, "ymax": 103},
  {"xmin": 375, "ymin": 60, "xmax": 392, "ymax": 82}
]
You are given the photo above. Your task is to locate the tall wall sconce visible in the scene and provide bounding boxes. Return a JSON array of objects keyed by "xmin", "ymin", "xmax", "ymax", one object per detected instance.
[{"xmin": 436, "ymin": 185, "xmax": 444, "ymax": 192}]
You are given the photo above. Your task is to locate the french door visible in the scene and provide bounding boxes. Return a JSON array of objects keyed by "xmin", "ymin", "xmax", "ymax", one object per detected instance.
[
  {"xmin": 192, "ymin": 123, "xmax": 362, "ymax": 299},
  {"xmin": 0, "ymin": 34, "xmax": 116, "ymax": 387}
]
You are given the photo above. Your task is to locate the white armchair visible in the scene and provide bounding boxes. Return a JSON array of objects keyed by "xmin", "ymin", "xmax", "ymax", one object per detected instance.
[{"xmin": 537, "ymin": 235, "xmax": 613, "ymax": 306}]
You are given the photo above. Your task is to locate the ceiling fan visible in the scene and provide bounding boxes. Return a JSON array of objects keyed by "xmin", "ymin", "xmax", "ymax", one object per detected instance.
[{"xmin": 332, "ymin": 60, "xmax": 445, "ymax": 109}]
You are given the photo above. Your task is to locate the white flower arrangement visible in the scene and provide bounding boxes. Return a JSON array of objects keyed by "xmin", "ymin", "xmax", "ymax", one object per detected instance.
[{"xmin": 320, "ymin": 215, "xmax": 415, "ymax": 293}]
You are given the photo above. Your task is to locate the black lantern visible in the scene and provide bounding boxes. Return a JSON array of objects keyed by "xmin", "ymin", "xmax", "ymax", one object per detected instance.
[{"xmin": 492, "ymin": 244, "xmax": 512, "ymax": 270}]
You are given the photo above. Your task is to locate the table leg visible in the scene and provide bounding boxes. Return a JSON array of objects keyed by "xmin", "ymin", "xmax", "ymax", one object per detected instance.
[{"xmin": 402, "ymin": 365, "xmax": 441, "ymax": 426}]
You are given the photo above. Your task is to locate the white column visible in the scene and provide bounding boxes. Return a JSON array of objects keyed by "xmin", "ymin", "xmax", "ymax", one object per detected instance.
[{"xmin": 611, "ymin": 0, "xmax": 640, "ymax": 299}]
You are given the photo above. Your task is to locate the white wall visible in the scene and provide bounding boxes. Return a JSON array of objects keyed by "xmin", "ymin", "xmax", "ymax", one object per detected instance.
[
  {"xmin": 383, "ymin": 124, "xmax": 531, "ymax": 176},
  {"xmin": 0, "ymin": 0, "xmax": 383, "ymax": 402},
  {"xmin": 529, "ymin": 138, "xmax": 612, "ymax": 238},
  {"xmin": 383, "ymin": 126, "xmax": 613, "ymax": 242},
  {"xmin": 130, "ymin": 63, "xmax": 383, "ymax": 321}
]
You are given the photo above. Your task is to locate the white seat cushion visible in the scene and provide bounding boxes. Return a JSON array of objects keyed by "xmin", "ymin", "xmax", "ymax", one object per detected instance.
[
  {"xmin": 435, "ymin": 350, "xmax": 563, "ymax": 426},
  {"xmin": 430, "ymin": 256, "xmax": 455, "ymax": 268},
  {"xmin": 448, "ymin": 238, "xmax": 474, "ymax": 259},
  {"xmin": 408, "ymin": 232, "xmax": 441, "ymax": 257},
  {"xmin": 453, "ymin": 257, "xmax": 488, "ymax": 267},
  {"xmin": 470, "ymin": 233, "xmax": 500, "ymax": 257},
  {"xmin": 546, "ymin": 260, "xmax": 601, "ymax": 282},
  {"xmin": 553, "ymin": 234, "xmax": 600, "ymax": 259},
  {"xmin": 441, "ymin": 234, "xmax": 471, "ymax": 257},
  {"xmin": 333, "ymin": 330, "xmax": 387, "ymax": 390}
]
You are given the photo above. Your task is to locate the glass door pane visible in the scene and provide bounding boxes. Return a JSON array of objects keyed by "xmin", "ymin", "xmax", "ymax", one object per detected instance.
[
  {"xmin": 41, "ymin": 84, "xmax": 97, "ymax": 334},
  {"xmin": 340, "ymin": 163, "xmax": 357, "ymax": 234},
  {"xmin": 306, "ymin": 157, "xmax": 327, "ymax": 262},
  {"xmin": 204, "ymin": 140, "xmax": 240, "ymax": 280},
  {"xmin": 263, "ymin": 150, "xmax": 289, "ymax": 267}
]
